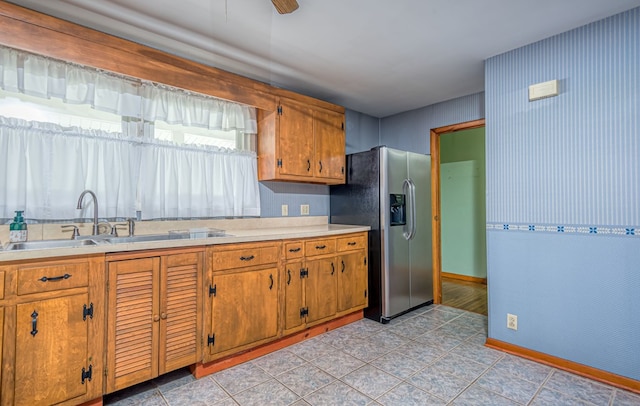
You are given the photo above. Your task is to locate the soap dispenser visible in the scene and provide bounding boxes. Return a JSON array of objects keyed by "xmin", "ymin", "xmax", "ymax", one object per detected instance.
[{"xmin": 9, "ymin": 210, "xmax": 28, "ymax": 243}]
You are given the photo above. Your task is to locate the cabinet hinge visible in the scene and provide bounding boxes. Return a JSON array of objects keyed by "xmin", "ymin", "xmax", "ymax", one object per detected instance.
[
  {"xmin": 208, "ymin": 334, "xmax": 215, "ymax": 347},
  {"xmin": 277, "ymin": 105, "xmax": 283, "ymax": 115},
  {"xmin": 277, "ymin": 159, "xmax": 282, "ymax": 168},
  {"xmin": 209, "ymin": 284, "xmax": 217, "ymax": 297},
  {"xmin": 300, "ymin": 307, "xmax": 309, "ymax": 318},
  {"xmin": 81, "ymin": 365, "xmax": 93, "ymax": 385},
  {"xmin": 83, "ymin": 303, "xmax": 94, "ymax": 321},
  {"xmin": 300, "ymin": 268, "xmax": 308, "ymax": 278}
]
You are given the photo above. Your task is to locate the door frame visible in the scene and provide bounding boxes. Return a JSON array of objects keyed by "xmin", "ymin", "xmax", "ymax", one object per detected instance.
[{"xmin": 430, "ymin": 118, "xmax": 485, "ymax": 304}]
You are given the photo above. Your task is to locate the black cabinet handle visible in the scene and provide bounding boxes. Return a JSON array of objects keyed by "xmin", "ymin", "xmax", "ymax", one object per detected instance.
[
  {"xmin": 287, "ymin": 269, "xmax": 292, "ymax": 285},
  {"xmin": 31, "ymin": 310, "xmax": 38, "ymax": 337},
  {"xmin": 240, "ymin": 255, "xmax": 255, "ymax": 261},
  {"xmin": 289, "ymin": 247, "xmax": 301, "ymax": 253},
  {"xmin": 39, "ymin": 273, "xmax": 71, "ymax": 282},
  {"xmin": 269, "ymin": 274, "xmax": 274, "ymax": 290},
  {"xmin": 307, "ymin": 159, "xmax": 311, "ymax": 172},
  {"xmin": 319, "ymin": 161, "xmax": 323, "ymax": 173},
  {"xmin": 315, "ymin": 245, "xmax": 326, "ymax": 250},
  {"xmin": 341, "ymin": 260, "xmax": 345, "ymax": 273},
  {"xmin": 331, "ymin": 262, "xmax": 335, "ymax": 275},
  {"xmin": 347, "ymin": 241, "xmax": 356, "ymax": 246}
]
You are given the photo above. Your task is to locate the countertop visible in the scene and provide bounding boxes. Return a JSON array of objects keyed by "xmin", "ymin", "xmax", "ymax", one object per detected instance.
[{"xmin": 0, "ymin": 221, "xmax": 370, "ymax": 262}]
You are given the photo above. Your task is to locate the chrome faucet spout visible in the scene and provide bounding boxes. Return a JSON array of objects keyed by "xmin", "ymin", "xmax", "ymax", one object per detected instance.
[{"xmin": 76, "ymin": 190, "xmax": 99, "ymax": 236}]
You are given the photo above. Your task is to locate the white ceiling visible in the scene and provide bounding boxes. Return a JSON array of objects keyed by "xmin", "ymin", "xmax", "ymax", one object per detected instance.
[{"xmin": 9, "ymin": 0, "xmax": 640, "ymax": 117}]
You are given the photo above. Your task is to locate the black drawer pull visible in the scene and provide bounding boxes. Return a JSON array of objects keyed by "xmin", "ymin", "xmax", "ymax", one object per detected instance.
[
  {"xmin": 39, "ymin": 273, "xmax": 71, "ymax": 282},
  {"xmin": 315, "ymin": 245, "xmax": 326, "ymax": 250},
  {"xmin": 307, "ymin": 159, "xmax": 311, "ymax": 172},
  {"xmin": 319, "ymin": 161, "xmax": 323, "ymax": 173},
  {"xmin": 240, "ymin": 255, "xmax": 255, "ymax": 261},
  {"xmin": 31, "ymin": 310, "xmax": 38, "ymax": 337},
  {"xmin": 331, "ymin": 262, "xmax": 335, "ymax": 275},
  {"xmin": 341, "ymin": 260, "xmax": 345, "ymax": 273},
  {"xmin": 269, "ymin": 274, "xmax": 274, "ymax": 290},
  {"xmin": 287, "ymin": 269, "xmax": 292, "ymax": 285},
  {"xmin": 289, "ymin": 247, "xmax": 301, "ymax": 253},
  {"xmin": 347, "ymin": 242, "xmax": 357, "ymax": 246}
]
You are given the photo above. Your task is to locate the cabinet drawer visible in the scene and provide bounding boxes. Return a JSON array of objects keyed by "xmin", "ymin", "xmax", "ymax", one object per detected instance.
[
  {"xmin": 17, "ymin": 261, "xmax": 89, "ymax": 295},
  {"xmin": 337, "ymin": 234, "xmax": 367, "ymax": 252},
  {"xmin": 212, "ymin": 244, "xmax": 279, "ymax": 270},
  {"xmin": 304, "ymin": 238, "xmax": 336, "ymax": 257},
  {"xmin": 284, "ymin": 241, "xmax": 303, "ymax": 260}
]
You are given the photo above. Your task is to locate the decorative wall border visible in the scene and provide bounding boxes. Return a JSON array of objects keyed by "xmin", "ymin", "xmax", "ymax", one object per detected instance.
[{"xmin": 486, "ymin": 223, "xmax": 637, "ymax": 237}]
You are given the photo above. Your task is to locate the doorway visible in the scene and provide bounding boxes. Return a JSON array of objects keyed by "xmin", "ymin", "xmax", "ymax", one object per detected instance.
[{"xmin": 430, "ymin": 119, "xmax": 487, "ymax": 315}]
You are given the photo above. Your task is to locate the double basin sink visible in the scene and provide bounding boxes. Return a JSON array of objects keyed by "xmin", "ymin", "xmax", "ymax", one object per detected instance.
[{"xmin": 4, "ymin": 231, "xmax": 229, "ymax": 251}]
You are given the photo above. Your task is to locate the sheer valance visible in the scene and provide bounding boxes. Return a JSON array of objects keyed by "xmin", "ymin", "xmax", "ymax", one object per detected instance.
[{"xmin": 0, "ymin": 45, "xmax": 256, "ymax": 134}]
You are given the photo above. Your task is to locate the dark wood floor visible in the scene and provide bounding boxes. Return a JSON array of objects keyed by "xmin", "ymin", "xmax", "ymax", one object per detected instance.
[{"xmin": 441, "ymin": 276, "xmax": 487, "ymax": 316}]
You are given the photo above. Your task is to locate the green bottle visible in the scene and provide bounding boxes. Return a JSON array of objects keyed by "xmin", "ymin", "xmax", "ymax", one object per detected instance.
[{"xmin": 9, "ymin": 210, "xmax": 28, "ymax": 243}]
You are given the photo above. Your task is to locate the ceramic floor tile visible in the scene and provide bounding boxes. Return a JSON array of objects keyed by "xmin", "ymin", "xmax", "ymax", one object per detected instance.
[
  {"xmin": 276, "ymin": 364, "xmax": 335, "ymax": 397},
  {"xmin": 451, "ymin": 384, "xmax": 521, "ymax": 406},
  {"xmin": 318, "ymin": 329, "xmax": 358, "ymax": 349},
  {"xmin": 431, "ymin": 323, "xmax": 479, "ymax": 341},
  {"xmin": 365, "ymin": 329, "xmax": 410, "ymax": 352},
  {"xmin": 291, "ymin": 400, "xmax": 312, "ymax": 406},
  {"xmin": 475, "ymin": 366, "xmax": 542, "ymax": 404},
  {"xmin": 287, "ymin": 338, "xmax": 338, "ymax": 362},
  {"xmin": 389, "ymin": 318, "xmax": 433, "ymax": 338},
  {"xmin": 429, "ymin": 353, "xmax": 489, "ymax": 381},
  {"xmin": 449, "ymin": 340, "xmax": 505, "ymax": 365},
  {"xmin": 310, "ymin": 350, "xmax": 366, "ymax": 378},
  {"xmin": 530, "ymin": 388, "xmax": 599, "ymax": 406},
  {"xmin": 340, "ymin": 364, "xmax": 401, "ymax": 399},
  {"xmin": 491, "ymin": 354, "xmax": 553, "ymax": 385},
  {"xmin": 413, "ymin": 332, "xmax": 464, "ymax": 352},
  {"xmin": 253, "ymin": 349, "xmax": 308, "ymax": 376},
  {"xmin": 212, "ymin": 362, "xmax": 271, "ymax": 395},
  {"xmin": 376, "ymin": 382, "xmax": 446, "ymax": 406},
  {"xmin": 233, "ymin": 379, "xmax": 299, "ymax": 406},
  {"xmin": 340, "ymin": 336, "xmax": 390, "ymax": 362},
  {"xmin": 162, "ymin": 377, "xmax": 230, "ymax": 406},
  {"xmin": 104, "ymin": 381, "xmax": 161, "ymax": 406},
  {"xmin": 370, "ymin": 351, "xmax": 428, "ymax": 379},
  {"xmin": 407, "ymin": 368, "xmax": 473, "ymax": 402},
  {"xmin": 612, "ymin": 389, "xmax": 640, "ymax": 405},
  {"xmin": 542, "ymin": 370, "xmax": 614, "ymax": 406},
  {"xmin": 395, "ymin": 340, "xmax": 444, "ymax": 364},
  {"xmin": 153, "ymin": 367, "xmax": 196, "ymax": 393},
  {"xmin": 303, "ymin": 380, "xmax": 374, "ymax": 406},
  {"xmin": 334, "ymin": 318, "xmax": 386, "ymax": 337},
  {"xmin": 464, "ymin": 331, "xmax": 490, "ymax": 346}
]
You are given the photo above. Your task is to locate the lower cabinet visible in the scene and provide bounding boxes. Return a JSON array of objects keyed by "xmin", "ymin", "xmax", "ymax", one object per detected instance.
[
  {"xmin": 204, "ymin": 242, "xmax": 280, "ymax": 362},
  {"xmin": 105, "ymin": 248, "xmax": 203, "ymax": 393},
  {"xmin": 0, "ymin": 256, "xmax": 104, "ymax": 406}
]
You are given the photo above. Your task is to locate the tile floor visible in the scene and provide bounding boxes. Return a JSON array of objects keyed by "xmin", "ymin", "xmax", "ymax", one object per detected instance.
[{"xmin": 104, "ymin": 305, "xmax": 640, "ymax": 406}]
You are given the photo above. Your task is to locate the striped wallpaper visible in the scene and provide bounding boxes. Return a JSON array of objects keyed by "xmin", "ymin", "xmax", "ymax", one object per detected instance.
[{"xmin": 485, "ymin": 7, "xmax": 639, "ymax": 228}]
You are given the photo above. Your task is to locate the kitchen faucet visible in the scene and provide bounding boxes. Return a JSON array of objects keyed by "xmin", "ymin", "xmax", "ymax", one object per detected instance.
[{"xmin": 76, "ymin": 189, "xmax": 100, "ymax": 235}]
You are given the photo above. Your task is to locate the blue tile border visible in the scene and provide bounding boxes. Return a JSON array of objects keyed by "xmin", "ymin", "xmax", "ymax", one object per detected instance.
[{"xmin": 486, "ymin": 223, "xmax": 638, "ymax": 237}]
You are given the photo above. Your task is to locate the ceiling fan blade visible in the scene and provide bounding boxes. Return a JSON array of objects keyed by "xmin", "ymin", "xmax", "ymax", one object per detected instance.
[{"xmin": 271, "ymin": 0, "xmax": 299, "ymax": 14}]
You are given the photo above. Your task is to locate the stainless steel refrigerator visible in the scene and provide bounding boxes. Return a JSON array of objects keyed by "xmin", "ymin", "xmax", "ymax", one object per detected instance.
[{"xmin": 330, "ymin": 146, "xmax": 433, "ymax": 323}]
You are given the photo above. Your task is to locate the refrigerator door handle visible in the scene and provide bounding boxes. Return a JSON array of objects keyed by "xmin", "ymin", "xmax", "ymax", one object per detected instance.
[{"xmin": 407, "ymin": 178, "xmax": 417, "ymax": 240}]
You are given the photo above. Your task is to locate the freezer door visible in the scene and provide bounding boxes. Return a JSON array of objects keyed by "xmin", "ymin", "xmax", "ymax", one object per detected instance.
[
  {"xmin": 407, "ymin": 152, "xmax": 433, "ymax": 306},
  {"xmin": 381, "ymin": 148, "xmax": 411, "ymax": 318}
]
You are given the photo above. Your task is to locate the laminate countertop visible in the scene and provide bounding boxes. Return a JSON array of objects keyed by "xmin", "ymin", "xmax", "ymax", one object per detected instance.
[{"xmin": 0, "ymin": 220, "xmax": 370, "ymax": 262}]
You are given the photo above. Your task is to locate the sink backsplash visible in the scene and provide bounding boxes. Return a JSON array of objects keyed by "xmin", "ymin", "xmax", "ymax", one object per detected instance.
[{"xmin": 0, "ymin": 216, "xmax": 328, "ymax": 244}]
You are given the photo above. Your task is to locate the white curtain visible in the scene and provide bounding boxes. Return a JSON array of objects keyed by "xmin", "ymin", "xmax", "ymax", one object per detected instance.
[
  {"xmin": 0, "ymin": 45, "xmax": 261, "ymax": 220},
  {"xmin": 0, "ymin": 117, "xmax": 138, "ymax": 219}
]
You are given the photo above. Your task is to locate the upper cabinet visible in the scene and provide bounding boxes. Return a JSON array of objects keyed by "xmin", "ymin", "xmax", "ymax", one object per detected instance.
[{"xmin": 258, "ymin": 98, "xmax": 346, "ymax": 185}]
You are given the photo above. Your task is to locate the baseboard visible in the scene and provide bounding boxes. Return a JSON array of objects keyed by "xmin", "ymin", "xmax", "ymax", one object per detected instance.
[
  {"xmin": 441, "ymin": 272, "xmax": 487, "ymax": 284},
  {"xmin": 485, "ymin": 338, "xmax": 640, "ymax": 394},
  {"xmin": 191, "ymin": 311, "xmax": 363, "ymax": 379}
]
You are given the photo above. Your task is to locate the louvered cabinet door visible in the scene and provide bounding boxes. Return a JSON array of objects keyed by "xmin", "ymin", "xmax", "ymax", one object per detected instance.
[
  {"xmin": 159, "ymin": 252, "xmax": 202, "ymax": 373},
  {"xmin": 14, "ymin": 294, "xmax": 89, "ymax": 406},
  {"xmin": 106, "ymin": 258, "xmax": 160, "ymax": 393}
]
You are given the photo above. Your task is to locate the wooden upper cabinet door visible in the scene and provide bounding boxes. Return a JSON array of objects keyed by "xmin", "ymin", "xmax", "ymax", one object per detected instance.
[
  {"xmin": 159, "ymin": 252, "xmax": 202, "ymax": 374},
  {"xmin": 314, "ymin": 108, "xmax": 345, "ymax": 181},
  {"xmin": 278, "ymin": 99, "xmax": 314, "ymax": 177},
  {"xmin": 210, "ymin": 267, "xmax": 279, "ymax": 355},
  {"xmin": 106, "ymin": 257, "xmax": 160, "ymax": 393},
  {"xmin": 14, "ymin": 294, "xmax": 89, "ymax": 406},
  {"xmin": 305, "ymin": 257, "xmax": 337, "ymax": 324}
]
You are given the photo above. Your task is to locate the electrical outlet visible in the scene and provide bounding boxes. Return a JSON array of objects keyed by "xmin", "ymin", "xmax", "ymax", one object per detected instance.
[
  {"xmin": 281, "ymin": 204, "xmax": 288, "ymax": 216},
  {"xmin": 300, "ymin": 204, "xmax": 310, "ymax": 215},
  {"xmin": 507, "ymin": 313, "xmax": 518, "ymax": 330}
]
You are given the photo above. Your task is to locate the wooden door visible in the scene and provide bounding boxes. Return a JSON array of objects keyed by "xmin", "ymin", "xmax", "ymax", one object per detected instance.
[
  {"xmin": 210, "ymin": 267, "xmax": 278, "ymax": 355},
  {"xmin": 14, "ymin": 294, "xmax": 89, "ymax": 406},
  {"xmin": 337, "ymin": 252, "xmax": 368, "ymax": 312},
  {"xmin": 314, "ymin": 108, "xmax": 345, "ymax": 181},
  {"xmin": 106, "ymin": 257, "xmax": 160, "ymax": 393},
  {"xmin": 305, "ymin": 258, "xmax": 337, "ymax": 324},
  {"xmin": 283, "ymin": 261, "xmax": 304, "ymax": 333},
  {"xmin": 278, "ymin": 99, "xmax": 314, "ymax": 177},
  {"xmin": 159, "ymin": 252, "xmax": 202, "ymax": 373}
]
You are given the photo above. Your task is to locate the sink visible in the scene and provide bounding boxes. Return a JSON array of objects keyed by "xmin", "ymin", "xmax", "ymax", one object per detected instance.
[
  {"xmin": 5, "ymin": 239, "xmax": 98, "ymax": 251},
  {"xmin": 105, "ymin": 231, "xmax": 229, "ymax": 244}
]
